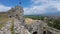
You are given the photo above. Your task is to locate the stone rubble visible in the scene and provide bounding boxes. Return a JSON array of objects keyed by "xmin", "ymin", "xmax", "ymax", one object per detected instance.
[
  {"xmin": 0, "ymin": 20, "xmax": 12, "ymax": 34},
  {"xmin": 0, "ymin": 6, "xmax": 31, "ymax": 34},
  {"xmin": 14, "ymin": 18, "xmax": 31, "ymax": 34}
]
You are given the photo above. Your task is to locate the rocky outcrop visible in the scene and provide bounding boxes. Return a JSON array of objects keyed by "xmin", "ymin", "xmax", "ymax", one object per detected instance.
[
  {"xmin": 14, "ymin": 18, "xmax": 31, "ymax": 34},
  {"xmin": 0, "ymin": 6, "xmax": 31, "ymax": 34},
  {"xmin": 0, "ymin": 19, "xmax": 12, "ymax": 34}
]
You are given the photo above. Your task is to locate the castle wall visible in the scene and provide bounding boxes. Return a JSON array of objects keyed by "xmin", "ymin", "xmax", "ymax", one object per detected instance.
[{"xmin": 8, "ymin": 6, "xmax": 25, "ymax": 25}]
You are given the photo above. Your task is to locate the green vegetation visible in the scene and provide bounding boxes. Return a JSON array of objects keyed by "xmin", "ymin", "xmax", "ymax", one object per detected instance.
[
  {"xmin": 0, "ymin": 17, "xmax": 3, "ymax": 21},
  {"xmin": 10, "ymin": 23, "xmax": 14, "ymax": 34},
  {"xmin": 0, "ymin": 18, "xmax": 9, "ymax": 29},
  {"xmin": 25, "ymin": 15, "xmax": 44, "ymax": 20},
  {"xmin": 0, "ymin": 14, "xmax": 8, "ymax": 21},
  {"xmin": 47, "ymin": 18, "xmax": 60, "ymax": 30},
  {"xmin": 10, "ymin": 19, "xmax": 14, "ymax": 34},
  {"xmin": 25, "ymin": 15, "xmax": 60, "ymax": 30},
  {"xmin": 0, "ymin": 23, "xmax": 5, "ymax": 29},
  {"xmin": 0, "ymin": 14, "xmax": 8, "ymax": 29}
]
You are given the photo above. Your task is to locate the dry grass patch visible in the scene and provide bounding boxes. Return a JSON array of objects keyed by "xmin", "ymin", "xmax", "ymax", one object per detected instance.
[
  {"xmin": 0, "ymin": 18, "xmax": 9, "ymax": 29},
  {"xmin": 25, "ymin": 18, "xmax": 38, "ymax": 24}
]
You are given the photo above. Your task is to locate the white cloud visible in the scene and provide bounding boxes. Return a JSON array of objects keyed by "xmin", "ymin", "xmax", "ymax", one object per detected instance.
[
  {"xmin": 0, "ymin": 5, "xmax": 11, "ymax": 12},
  {"xmin": 53, "ymin": 3, "xmax": 60, "ymax": 11},
  {"xmin": 24, "ymin": 0, "xmax": 60, "ymax": 15},
  {"xmin": 31, "ymin": 0, "xmax": 60, "ymax": 4},
  {"xmin": 31, "ymin": 0, "xmax": 48, "ymax": 4},
  {"xmin": 24, "ymin": 6, "xmax": 46, "ymax": 15}
]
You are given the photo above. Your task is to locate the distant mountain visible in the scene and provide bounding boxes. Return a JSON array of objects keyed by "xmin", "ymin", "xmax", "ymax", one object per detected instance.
[
  {"xmin": 43, "ymin": 12, "xmax": 60, "ymax": 17},
  {"xmin": 42, "ymin": 6, "xmax": 60, "ymax": 17},
  {"xmin": 24, "ymin": 12, "xmax": 60, "ymax": 17}
]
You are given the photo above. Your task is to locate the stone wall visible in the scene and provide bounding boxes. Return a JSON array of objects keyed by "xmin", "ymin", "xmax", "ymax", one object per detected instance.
[
  {"xmin": 41, "ymin": 20, "xmax": 60, "ymax": 34},
  {"xmin": 47, "ymin": 26, "xmax": 60, "ymax": 34},
  {"xmin": 8, "ymin": 6, "xmax": 25, "ymax": 25},
  {"xmin": 0, "ymin": 6, "xmax": 31, "ymax": 34}
]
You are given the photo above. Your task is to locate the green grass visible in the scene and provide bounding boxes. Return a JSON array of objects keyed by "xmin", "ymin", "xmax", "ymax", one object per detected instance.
[
  {"xmin": 0, "ymin": 24, "xmax": 4, "ymax": 29},
  {"xmin": 10, "ymin": 23, "xmax": 14, "ymax": 34},
  {"xmin": 10, "ymin": 18, "xmax": 14, "ymax": 34},
  {"xmin": 25, "ymin": 15, "xmax": 44, "ymax": 20},
  {"xmin": 0, "ymin": 18, "xmax": 9, "ymax": 29},
  {"xmin": 0, "ymin": 17, "xmax": 3, "ymax": 21}
]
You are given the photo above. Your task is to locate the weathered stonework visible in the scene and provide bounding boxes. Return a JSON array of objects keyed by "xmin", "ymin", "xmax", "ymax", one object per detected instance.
[
  {"xmin": 25, "ymin": 19, "xmax": 60, "ymax": 34},
  {"xmin": 0, "ymin": 6, "xmax": 30, "ymax": 34}
]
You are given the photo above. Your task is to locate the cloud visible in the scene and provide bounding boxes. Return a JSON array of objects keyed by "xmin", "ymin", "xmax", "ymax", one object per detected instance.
[
  {"xmin": 24, "ymin": 0, "xmax": 60, "ymax": 15},
  {"xmin": 24, "ymin": 6, "xmax": 46, "ymax": 15},
  {"xmin": 31, "ymin": 0, "xmax": 60, "ymax": 4},
  {"xmin": 45, "ymin": 6, "xmax": 59, "ymax": 13},
  {"xmin": 31, "ymin": 0, "xmax": 47, "ymax": 5},
  {"xmin": 0, "ymin": 5, "xmax": 11, "ymax": 12},
  {"xmin": 0, "ymin": 0, "xmax": 60, "ymax": 15}
]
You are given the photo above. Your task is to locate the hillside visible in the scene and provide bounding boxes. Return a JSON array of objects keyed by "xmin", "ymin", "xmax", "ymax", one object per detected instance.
[{"xmin": 25, "ymin": 18, "xmax": 39, "ymax": 24}]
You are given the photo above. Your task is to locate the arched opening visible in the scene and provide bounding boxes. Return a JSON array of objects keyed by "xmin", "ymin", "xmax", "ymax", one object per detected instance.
[
  {"xmin": 16, "ymin": 14, "xmax": 18, "ymax": 16},
  {"xmin": 9, "ymin": 16, "xmax": 12, "ymax": 18},
  {"xmin": 43, "ymin": 31, "xmax": 46, "ymax": 34},
  {"xmin": 16, "ymin": 33, "xmax": 19, "ymax": 34},
  {"xmin": 47, "ymin": 31, "xmax": 53, "ymax": 34},
  {"xmin": 33, "ymin": 31, "xmax": 37, "ymax": 34}
]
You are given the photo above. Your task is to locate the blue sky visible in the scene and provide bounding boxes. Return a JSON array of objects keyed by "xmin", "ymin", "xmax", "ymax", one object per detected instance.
[
  {"xmin": 0, "ymin": 0, "xmax": 31, "ymax": 7},
  {"xmin": 0, "ymin": 0, "xmax": 60, "ymax": 15}
]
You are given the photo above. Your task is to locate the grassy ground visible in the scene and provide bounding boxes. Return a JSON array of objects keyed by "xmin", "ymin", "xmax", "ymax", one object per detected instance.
[
  {"xmin": 10, "ymin": 23, "xmax": 14, "ymax": 34},
  {"xmin": 10, "ymin": 18, "xmax": 14, "ymax": 34},
  {"xmin": 25, "ymin": 15, "xmax": 44, "ymax": 20},
  {"xmin": 0, "ymin": 18, "xmax": 9, "ymax": 29},
  {"xmin": 0, "ymin": 17, "xmax": 3, "ymax": 21}
]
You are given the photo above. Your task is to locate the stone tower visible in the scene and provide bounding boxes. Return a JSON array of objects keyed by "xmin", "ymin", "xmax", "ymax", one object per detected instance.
[
  {"xmin": 8, "ymin": 6, "xmax": 25, "ymax": 25},
  {"xmin": 14, "ymin": 6, "xmax": 25, "ymax": 25}
]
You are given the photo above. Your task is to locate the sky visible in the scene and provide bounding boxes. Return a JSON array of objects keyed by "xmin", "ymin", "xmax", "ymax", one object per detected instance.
[{"xmin": 0, "ymin": 0, "xmax": 60, "ymax": 15}]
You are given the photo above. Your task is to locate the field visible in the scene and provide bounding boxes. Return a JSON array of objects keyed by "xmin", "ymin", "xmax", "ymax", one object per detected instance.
[
  {"xmin": 24, "ymin": 15, "xmax": 44, "ymax": 20},
  {"xmin": 0, "ymin": 15, "xmax": 8, "ymax": 29}
]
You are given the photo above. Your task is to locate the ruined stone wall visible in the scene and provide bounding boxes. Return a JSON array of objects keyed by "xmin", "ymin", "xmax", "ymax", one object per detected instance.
[
  {"xmin": 0, "ymin": 6, "xmax": 31, "ymax": 34},
  {"xmin": 1, "ymin": 6, "xmax": 60, "ymax": 34},
  {"xmin": 8, "ymin": 6, "xmax": 25, "ymax": 25},
  {"xmin": 26, "ymin": 19, "xmax": 60, "ymax": 34},
  {"xmin": 46, "ymin": 26, "xmax": 60, "ymax": 34},
  {"xmin": 41, "ymin": 20, "xmax": 60, "ymax": 34},
  {"xmin": 25, "ymin": 20, "xmax": 43, "ymax": 34}
]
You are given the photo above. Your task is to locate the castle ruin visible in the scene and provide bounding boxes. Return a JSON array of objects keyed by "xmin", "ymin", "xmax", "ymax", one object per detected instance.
[{"xmin": 0, "ymin": 6, "xmax": 60, "ymax": 34}]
